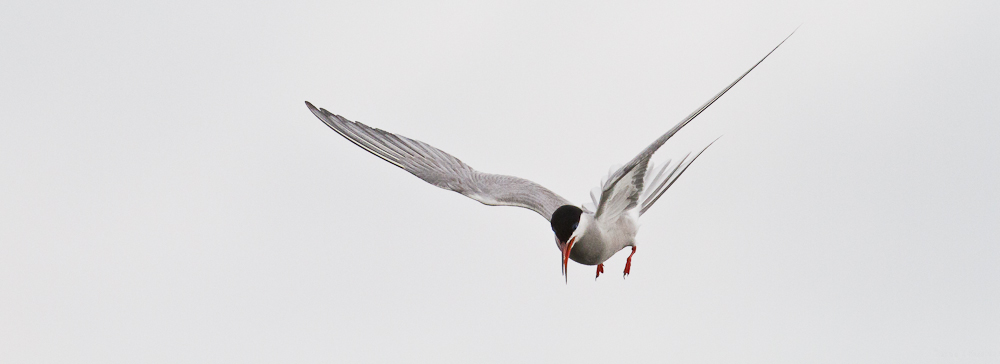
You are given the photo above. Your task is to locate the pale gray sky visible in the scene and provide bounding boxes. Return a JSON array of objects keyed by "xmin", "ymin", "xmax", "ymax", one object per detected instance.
[{"xmin": 2, "ymin": 1, "xmax": 998, "ymax": 362}]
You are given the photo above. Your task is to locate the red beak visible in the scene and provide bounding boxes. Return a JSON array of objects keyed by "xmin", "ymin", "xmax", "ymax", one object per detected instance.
[{"xmin": 561, "ymin": 236, "xmax": 576, "ymax": 283}]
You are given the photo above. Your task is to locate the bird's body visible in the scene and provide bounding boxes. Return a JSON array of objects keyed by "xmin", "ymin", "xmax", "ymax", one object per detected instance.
[
  {"xmin": 569, "ymin": 211, "xmax": 637, "ymax": 266},
  {"xmin": 306, "ymin": 32, "xmax": 794, "ymax": 281}
]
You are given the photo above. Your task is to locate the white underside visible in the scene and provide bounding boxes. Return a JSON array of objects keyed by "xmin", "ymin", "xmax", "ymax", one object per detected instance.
[{"xmin": 568, "ymin": 210, "xmax": 639, "ymax": 265}]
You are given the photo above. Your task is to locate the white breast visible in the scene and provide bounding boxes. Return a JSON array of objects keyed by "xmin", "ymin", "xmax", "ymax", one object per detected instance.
[{"xmin": 568, "ymin": 212, "xmax": 638, "ymax": 265}]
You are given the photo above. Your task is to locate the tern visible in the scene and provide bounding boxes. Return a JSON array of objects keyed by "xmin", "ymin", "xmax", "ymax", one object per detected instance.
[{"xmin": 306, "ymin": 32, "xmax": 793, "ymax": 282}]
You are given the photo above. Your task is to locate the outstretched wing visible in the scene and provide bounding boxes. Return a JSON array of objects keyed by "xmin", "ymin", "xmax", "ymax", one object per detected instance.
[
  {"xmin": 306, "ymin": 102, "xmax": 571, "ymax": 221},
  {"xmin": 594, "ymin": 30, "xmax": 795, "ymax": 221}
]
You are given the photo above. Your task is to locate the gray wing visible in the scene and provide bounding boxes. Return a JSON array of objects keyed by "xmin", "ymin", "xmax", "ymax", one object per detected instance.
[
  {"xmin": 594, "ymin": 30, "xmax": 795, "ymax": 221},
  {"xmin": 306, "ymin": 102, "xmax": 571, "ymax": 221}
]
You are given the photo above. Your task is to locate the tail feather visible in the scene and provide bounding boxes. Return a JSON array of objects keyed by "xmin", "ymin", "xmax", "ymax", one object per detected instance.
[
  {"xmin": 640, "ymin": 153, "xmax": 691, "ymax": 212},
  {"xmin": 643, "ymin": 159, "xmax": 673, "ymax": 195},
  {"xmin": 638, "ymin": 138, "xmax": 720, "ymax": 215}
]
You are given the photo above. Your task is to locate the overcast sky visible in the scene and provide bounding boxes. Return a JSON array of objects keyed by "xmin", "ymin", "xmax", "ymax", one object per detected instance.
[{"xmin": 2, "ymin": 1, "xmax": 998, "ymax": 363}]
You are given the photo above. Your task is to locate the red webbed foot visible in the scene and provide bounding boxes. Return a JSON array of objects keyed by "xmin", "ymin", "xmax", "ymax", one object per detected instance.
[
  {"xmin": 595, "ymin": 263, "xmax": 604, "ymax": 279},
  {"xmin": 623, "ymin": 246, "xmax": 636, "ymax": 277}
]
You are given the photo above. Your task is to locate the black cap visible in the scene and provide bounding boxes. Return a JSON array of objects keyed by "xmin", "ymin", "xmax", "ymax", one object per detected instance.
[{"xmin": 550, "ymin": 205, "xmax": 582, "ymax": 243}]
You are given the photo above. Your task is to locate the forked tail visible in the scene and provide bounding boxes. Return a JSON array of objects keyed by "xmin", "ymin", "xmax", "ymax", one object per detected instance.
[{"xmin": 638, "ymin": 138, "xmax": 720, "ymax": 215}]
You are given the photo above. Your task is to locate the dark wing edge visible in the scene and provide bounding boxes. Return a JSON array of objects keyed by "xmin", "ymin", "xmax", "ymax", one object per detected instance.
[
  {"xmin": 595, "ymin": 29, "xmax": 796, "ymax": 219},
  {"xmin": 305, "ymin": 102, "xmax": 571, "ymax": 221}
]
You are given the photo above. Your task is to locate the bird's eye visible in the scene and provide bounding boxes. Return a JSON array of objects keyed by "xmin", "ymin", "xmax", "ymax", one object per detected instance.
[{"xmin": 572, "ymin": 222, "xmax": 579, "ymax": 231}]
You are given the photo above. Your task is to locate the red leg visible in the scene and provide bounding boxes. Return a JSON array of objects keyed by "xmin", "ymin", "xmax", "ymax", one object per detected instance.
[
  {"xmin": 595, "ymin": 263, "xmax": 604, "ymax": 279},
  {"xmin": 623, "ymin": 246, "xmax": 636, "ymax": 277}
]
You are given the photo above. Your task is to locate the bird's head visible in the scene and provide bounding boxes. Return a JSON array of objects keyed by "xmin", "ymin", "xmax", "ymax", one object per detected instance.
[{"xmin": 551, "ymin": 205, "xmax": 584, "ymax": 280}]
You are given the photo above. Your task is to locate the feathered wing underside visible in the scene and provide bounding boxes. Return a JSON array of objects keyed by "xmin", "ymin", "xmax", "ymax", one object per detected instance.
[
  {"xmin": 306, "ymin": 102, "xmax": 571, "ymax": 221},
  {"xmin": 593, "ymin": 30, "xmax": 795, "ymax": 222},
  {"xmin": 593, "ymin": 154, "xmax": 650, "ymax": 222}
]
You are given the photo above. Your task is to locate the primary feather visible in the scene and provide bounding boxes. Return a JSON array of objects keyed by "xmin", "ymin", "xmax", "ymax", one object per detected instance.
[{"xmin": 306, "ymin": 102, "xmax": 571, "ymax": 221}]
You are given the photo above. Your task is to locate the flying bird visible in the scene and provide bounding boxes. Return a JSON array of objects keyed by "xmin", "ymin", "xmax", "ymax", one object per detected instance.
[{"xmin": 306, "ymin": 32, "xmax": 793, "ymax": 282}]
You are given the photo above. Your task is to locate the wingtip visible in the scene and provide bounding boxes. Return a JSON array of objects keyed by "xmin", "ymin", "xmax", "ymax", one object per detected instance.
[
  {"xmin": 777, "ymin": 26, "xmax": 800, "ymax": 48},
  {"xmin": 304, "ymin": 101, "xmax": 331, "ymax": 119}
]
